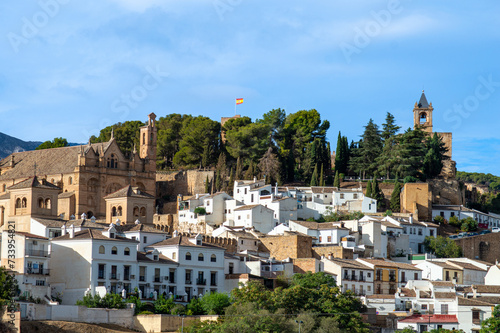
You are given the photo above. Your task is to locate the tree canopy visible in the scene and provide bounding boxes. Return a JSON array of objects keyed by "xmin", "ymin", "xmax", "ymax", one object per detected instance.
[{"xmin": 36, "ymin": 137, "xmax": 69, "ymax": 150}]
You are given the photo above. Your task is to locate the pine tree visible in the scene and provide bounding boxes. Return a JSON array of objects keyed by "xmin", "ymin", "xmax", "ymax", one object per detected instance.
[
  {"xmin": 365, "ymin": 180, "xmax": 373, "ymax": 198},
  {"xmin": 334, "ymin": 170, "xmax": 340, "ymax": 188},
  {"xmin": 310, "ymin": 164, "xmax": 319, "ymax": 186},
  {"xmin": 393, "ymin": 127, "xmax": 427, "ymax": 180},
  {"xmin": 390, "ymin": 181, "xmax": 401, "ymax": 212},
  {"xmin": 319, "ymin": 164, "xmax": 324, "ymax": 186},
  {"xmin": 423, "ymin": 133, "xmax": 449, "ymax": 179},
  {"xmin": 204, "ymin": 175, "xmax": 210, "ymax": 193},
  {"xmin": 381, "ymin": 112, "xmax": 401, "ymax": 140},
  {"xmin": 235, "ymin": 156, "xmax": 243, "ymax": 180},
  {"xmin": 349, "ymin": 119, "xmax": 382, "ymax": 179}
]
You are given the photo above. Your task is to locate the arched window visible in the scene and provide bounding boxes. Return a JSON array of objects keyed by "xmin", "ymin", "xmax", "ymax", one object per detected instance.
[
  {"xmin": 107, "ymin": 154, "xmax": 118, "ymax": 169},
  {"xmin": 68, "ymin": 177, "xmax": 73, "ymax": 185},
  {"xmin": 133, "ymin": 207, "xmax": 139, "ymax": 217},
  {"xmin": 45, "ymin": 198, "xmax": 51, "ymax": 209},
  {"xmin": 172, "ymin": 252, "xmax": 177, "ymax": 260},
  {"xmin": 198, "ymin": 253, "xmax": 204, "ymax": 262},
  {"xmin": 211, "ymin": 254, "xmax": 217, "ymax": 263},
  {"xmin": 38, "ymin": 198, "xmax": 45, "ymax": 208},
  {"xmin": 117, "ymin": 206, "xmax": 122, "ymax": 216},
  {"xmin": 185, "ymin": 252, "xmax": 191, "ymax": 260},
  {"xmin": 21, "ymin": 198, "xmax": 27, "ymax": 208},
  {"xmin": 87, "ymin": 178, "xmax": 98, "ymax": 192},
  {"xmin": 106, "ymin": 183, "xmax": 121, "ymax": 194},
  {"xmin": 1, "ymin": 184, "xmax": 5, "ymax": 192},
  {"xmin": 124, "ymin": 247, "xmax": 130, "ymax": 256},
  {"xmin": 420, "ymin": 112, "xmax": 427, "ymax": 124},
  {"xmin": 16, "ymin": 198, "xmax": 22, "ymax": 208},
  {"xmin": 111, "ymin": 246, "xmax": 117, "ymax": 255},
  {"xmin": 99, "ymin": 245, "xmax": 105, "ymax": 254},
  {"xmin": 143, "ymin": 133, "xmax": 146, "ymax": 144},
  {"xmin": 140, "ymin": 207, "xmax": 146, "ymax": 217},
  {"xmin": 112, "ymin": 207, "xmax": 117, "ymax": 216}
]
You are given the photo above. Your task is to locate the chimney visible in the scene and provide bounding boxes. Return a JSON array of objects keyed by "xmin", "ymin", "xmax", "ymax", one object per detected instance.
[
  {"xmin": 69, "ymin": 224, "xmax": 75, "ymax": 238},
  {"xmin": 472, "ymin": 285, "xmax": 477, "ymax": 298},
  {"xmin": 253, "ymin": 176, "xmax": 257, "ymax": 183},
  {"xmin": 275, "ymin": 182, "xmax": 278, "ymax": 196},
  {"xmin": 61, "ymin": 224, "xmax": 67, "ymax": 236},
  {"xmin": 409, "ymin": 214, "xmax": 413, "ymax": 224},
  {"xmin": 9, "ymin": 155, "xmax": 14, "ymax": 167}
]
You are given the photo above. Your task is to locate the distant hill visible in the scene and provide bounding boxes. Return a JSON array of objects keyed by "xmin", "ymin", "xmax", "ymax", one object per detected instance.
[{"xmin": 0, "ymin": 132, "xmax": 42, "ymax": 160}]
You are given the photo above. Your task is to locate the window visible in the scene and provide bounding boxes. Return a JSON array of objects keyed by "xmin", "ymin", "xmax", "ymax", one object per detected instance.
[
  {"xmin": 210, "ymin": 271, "xmax": 217, "ymax": 286},
  {"xmin": 440, "ymin": 212, "xmax": 444, "ymax": 217},
  {"xmin": 241, "ymin": 240, "xmax": 244, "ymax": 244},
  {"xmin": 98, "ymin": 264, "xmax": 105, "ymax": 279},
  {"xmin": 22, "ymin": 197, "xmax": 27, "ymax": 208},
  {"xmin": 319, "ymin": 236, "xmax": 322, "ymax": 242},
  {"xmin": 441, "ymin": 304, "xmax": 448, "ymax": 314},
  {"xmin": 472, "ymin": 310, "xmax": 482, "ymax": 324},
  {"xmin": 117, "ymin": 206, "xmax": 122, "ymax": 216},
  {"xmin": 124, "ymin": 247, "xmax": 130, "ymax": 256},
  {"xmin": 211, "ymin": 254, "xmax": 217, "ymax": 262},
  {"xmin": 327, "ymin": 236, "xmax": 332, "ymax": 243},
  {"xmin": 107, "ymin": 154, "xmax": 118, "ymax": 169},
  {"xmin": 186, "ymin": 252, "xmax": 191, "ymax": 260},
  {"xmin": 340, "ymin": 194, "xmax": 345, "ymax": 199},
  {"xmin": 36, "ymin": 280, "xmax": 45, "ymax": 286},
  {"xmin": 403, "ymin": 227, "xmax": 407, "ymax": 234},
  {"xmin": 418, "ymin": 228, "xmax": 422, "ymax": 235},
  {"xmin": 251, "ymin": 194, "xmax": 254, "ymax": 202},
  {"xmin": 198, "ymin": 253, "xmax": 204, "ymax": 262},
  {"xmin": 451, "ymin": 212, "xmax": 455, "ymax": 217},
  {"xmin": 414, "ymin": 273, "xmax": 418, "ymax": 280},
  {"xmin": 353, "ymin": 194, "xmax": 358, "ymax": 199},
  {"xmin": 143, "ymin": 236, "xmax": 147, "ymax": 243},
  {"xmin": 172, "ymin": 252, "xmax": 176, "ymax": 260},
  {"xmin": 68, "ymin": 177, "xmax": 73, "ymax": 185},
  {"xmin": 430, "ymin": 230, "xmax": 434, "ymax": 237},
  {"xmin": 99, "ymin": 245, "xmax": 105, "ymax": 254},
  {"xmin": 421, "ymin": 304, "xmax": 427, "ymax": 310},
  {"xmin": 111, "ymin": 246, "xmax": 117, "ymax": 255}
]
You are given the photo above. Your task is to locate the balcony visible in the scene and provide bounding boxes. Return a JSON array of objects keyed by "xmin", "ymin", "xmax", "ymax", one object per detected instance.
[
  {"xmin": 210, "ymin": 281, "xmax": 217, "ymax": 287},
  {"xmin": 98, "ymin": 272, "xmax": 105, "ymax": 279},
  {"xmin": 139, "ymin": 276, "xmax": 146, "ymax": 282},
  {"xmin": 196, "ymin": 278, "xmax": 206, "ymax": 285},
  {"xmin": 25, "ymin": 249, "xmax": 50, "ymax": 258},
  {"xmin": 123, "ymin": 275, "xmax": 130, "ymax": 281},
  {"xmin": 110, "ymin": 273, "xmax": 120, "ymax": 280},
  {"xmin": 358, "ymin": 276, "xmax": 366, "ymax": 282},
  {"xmin": 154, "ymin": 276, "xmax": 161, "ymax": 283},
  {"xmin": 25, "ymin": 267, "xmax": 49, "ymax": 275}
]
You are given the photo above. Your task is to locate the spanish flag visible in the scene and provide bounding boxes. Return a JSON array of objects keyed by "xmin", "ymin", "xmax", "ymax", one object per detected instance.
[{"xmin": 236, "ymin": 98, "xmax": 244, "ymax": 105}]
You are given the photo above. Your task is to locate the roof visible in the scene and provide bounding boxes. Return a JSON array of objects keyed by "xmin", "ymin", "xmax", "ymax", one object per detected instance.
[
  {"xmin": 311, "ymin": 187, "xmax": 336, "ymax": 194},
  {"xmin": 398, "ymin": 314, "xmax": 458, "ymax": 324},
  {"xmin": 359, "ymin": 258, "xmax": 422, "ymax": 271},
  {"xmin": 15, "ymin": 231, "xmax": 49, "ymax": 240},
  {"xmin": 399, "ymin": 288, "xmax": 416, "ymax": 298},
  {"xmin": 104, "ymin": 185, "xmax": 155, "ymax": 199},
  {"xmin": 58, "ymin": 191, "xmax": 76, "ymax": 199},
  {"xmin": 447, "ymin": 261, "xmax": 487, "ymax": 271},
  {"xmin": 366, "ymin": 294, "xmax": 395, "ymax": 299},
  {"xmin": 457, "ymin": 297, "xmax": 496, "ymax": 307},
  {"xmin": 418, "ymin": 91, "xmax": 430, "ymax": 108},
  {"xmin": 136, "ymin": 252, "xmax": 178, "ymax": 265},
  {"xmin": 234, "ymin": 204, "xmax": 264, "ymax": 211},
  {"xmin": 8, "ymin": 176, "xmax": 61, "ymax": 191},
  {"xmin": 381, "ymin": 221, "xmax": 403, "ymax": 229},
  {"xmin": 116, "ymin": 223, "xmax": 167, "ymax": 234},
  {"xmin": 148, "ymin": 235, "xmax": 225, "ymax": 250},
  {"xmin": 0, "ymin": 143, "xmax": 110, "ymax": 181},
  {"xmin": 0, "ymin": 193, "xmax": 10, "ymax": 200},
  {"xmin": 430, "ymin": 281, "xmax": 455, "ymax": 288},
  {"xmin": 250, "ymin": 185, "xmax": 271, "ymax": 192},
  {"xmin": 52, "ymin": 229, "xmax": 138, "ymax": 243},
  {"xmin": 472, "ymin": 285, "xmax": 500, "ymax": 294},
  {"xmin": 434, "ymin": 292, "xmax": 456, "ymax": 299},
  {"xmin": 426, "ymin": 261, "xmax": 461, "ymax": 270},
  {"xmin": 291, "ymin": 220, "xmax": 348, "ymax": 231},
  {"xmin": 327, "ymin": 258, "xmax": 372, "ymax": 270}
]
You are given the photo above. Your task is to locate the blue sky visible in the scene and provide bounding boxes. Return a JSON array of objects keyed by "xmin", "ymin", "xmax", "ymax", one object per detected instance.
[{"xmin": 1, "ymin": 1, "xmax": 499, "ymax": 174}]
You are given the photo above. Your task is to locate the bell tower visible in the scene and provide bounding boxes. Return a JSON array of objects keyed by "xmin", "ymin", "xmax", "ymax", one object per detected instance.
[
  {"xmin": 413, "ymin": 90, "xmax": 433, "ymax": 133},
  {"xmin": 140, "ymin": 113, "xmax": 157, "ymax": 163}
]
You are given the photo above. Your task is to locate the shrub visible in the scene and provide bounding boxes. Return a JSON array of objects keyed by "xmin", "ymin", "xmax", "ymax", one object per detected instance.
[
  {"xmin": 403, "ymin": 176, "xmax": 418, "ymax": 183},
  {"xmin": 433, "ymin": 215, "xmax": 445, "ymax": 224},
  {"xmin": 448, "ymin": 215, "xmax": 461, "ymax": 227},
  {"xmin": 194, "ymin": 207, "xmax": 206, "ymax": 215},
  {"xmin": 171, "ymin": 304, "xmax": 186, "ymax": 315},
  {"xmin": 384, "ymin": 210, "xmax": 393, "ymax": 216}
]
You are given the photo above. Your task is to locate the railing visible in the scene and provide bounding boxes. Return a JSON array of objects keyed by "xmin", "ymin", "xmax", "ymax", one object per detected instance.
[
  {"xmin": 25, "ymin": 249, "xmax": 50, "ymax": 257},
  {"xmin": 139, "ymin": 276, "xmax": 146, "ymax": 282},
  {"xmin": 110, "ymin": 273, "xmax": 120, "ymax": 280},
  {"xmin": 185, "ymin": 280, "xmax": 192, "ymax": 285},
  {"xmin": 123, "ymin": 274, "xmax": 130, "ymax": 281},
  {"xmin": 358, "ymin": 276, "xmax": 366, "ymax": 282},
  {"xmin": 26, "ymin": 268, "xmax": 50, "ymax": 275},
  {"xmin": 196, "ymin": 278, "xmax": 206, "ymax": 285},
  {"xmin": 210, "ymin": 280, "xmax": 217, "ymax": 287},
  {"xmin": 154, "ymin": 276, "xmax": 161, "ymax": 283}
]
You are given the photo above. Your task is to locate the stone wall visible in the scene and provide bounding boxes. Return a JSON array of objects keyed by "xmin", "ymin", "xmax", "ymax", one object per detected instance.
[
  {"xmin": 428, "ymin": 178, "xmax": 464, "ymax": 206},
  {"xmin": 400, "ymin": 182, "xmax": 432, "ymax": 221},
  {"xmin": 454, "ymin": 233, "xmax": 500, "ymax": 264},
  {"xmin": 312, "ymin": 245, "xmax": 354, "ymax": 260},
  {"xmin": 134, "ymin": 314, "xmax": 219, "ymax": 333},
  {"xmin": 156, "ymin": 170, "xmax": 214, "ymax": 203},
  {"xmin": 292, "ymin": 258, "xmax": 321, "ymax": 274},
  {"xmin": 258, "ymin": 233, "xmax": 313, "ymax": 260}
]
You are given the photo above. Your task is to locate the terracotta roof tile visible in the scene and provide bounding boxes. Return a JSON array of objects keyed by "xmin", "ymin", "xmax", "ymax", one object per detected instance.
[
  {"xmin": 136, "ymin": 251, "xmax": 178, "ymax": 265},
  {"xmin": 104, "ymin": 185, "xmax": 154, "ymax": 199},
  {"xmin": 447, "ymin": 260, "xmax": 487, "ymax": 271},
  {"xmin": 398, "ymin": 314, "xmax": 458, "ymax": 324},
  {"xmin": 148, "ymin": 235, "xmax": 225, "ymax": 250},
  {"xmin": 359, "ymin": 258, "xmax": 422, "ymax": 271},
  {"xmin": 326, "ymin": 258, "xmax": 372, "ymax": 270},
  {"xmin": 366, "ymin": 294, "xmax": 395, "ymax": 299},
  {"xmin": 434, "ymin": 292, "xmax": 456, "ymax": 299},
  {"xmin": 399, "ymin": 288, "xmax": 416, "ymax": 297},
  {"xmin": 116, "ymin": 223, "xmax": 166, "ymax": 234},
  {"xmin": 52, "ymin": 229, "xmax": 138, "ymax": 243},
  {"xmin": 8, "ymin": 176, "xmax": 60, "ymax": 190}
]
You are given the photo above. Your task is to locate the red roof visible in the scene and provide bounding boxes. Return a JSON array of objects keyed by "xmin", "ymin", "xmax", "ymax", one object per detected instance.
[{"xmin": 398, "ymin": 314, "xmax": 458, "ymax": 324}]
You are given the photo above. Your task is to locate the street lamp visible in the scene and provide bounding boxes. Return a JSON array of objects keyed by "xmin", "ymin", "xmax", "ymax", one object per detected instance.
[
  {"xmin": 180, "ymin": 314, "xmax": 186, "ymax": 333},
  {"xmin": 295, "ymin": 320, "xmax": 303, "ymax": 333}
]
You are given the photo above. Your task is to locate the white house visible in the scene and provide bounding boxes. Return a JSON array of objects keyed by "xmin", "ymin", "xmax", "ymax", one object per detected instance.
[
  {"xmin": 226, "ymin": 204, "xmax": 275, "ymax": 234},
  {"xmin": 485, "ymin": 264, "xmax": 500, "ymax": 285},
  {"xmin": 115, "ymin": 221, "xmax": 168, "ymax": 252},
  {"xmin": 288, "ymin": 220, "xmax": 350, "ymax": 245},
  {"xmin": 146, "ymin": 234, "xmax": 226, "ymax": 301},
  {"xmin": 432, "ymin": 205, "xmax": 500, "ymax": 229},
  {"xmin": 397, "ymin": 314, "xmax": 459, "ymax": 332},
  {"xmin": 322, "ymin": 258, "xmax": 374, "ymax": 296}
]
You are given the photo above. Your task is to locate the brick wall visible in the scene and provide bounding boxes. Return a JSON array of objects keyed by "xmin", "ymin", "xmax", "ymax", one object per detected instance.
[
  {"xmin": 454, "ymin": 233, "xmax": 500, "ymax": 264},
  {"xmin": 258, "ymin": 234, "xmax": 313, "ymax": 260},
  {"xmin": 312, "ymin": 245, "xmax": 354, "ymax": 259}
]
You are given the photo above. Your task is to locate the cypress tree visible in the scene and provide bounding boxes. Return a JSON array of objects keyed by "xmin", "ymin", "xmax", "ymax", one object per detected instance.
[
  {"xmin": 244, "ymin": 161, "xmax": 254, "ymax": 180},
  {"xmin": 334, "ymin": 170, "xmax": 340, "ymax": 188},
  {"xmin": 390, "ymin": 181, "xmax": 401, "ymax": 212},
  {"xmin": 310, "ymin": 164, "xmax": 319, "ymax": 186},
  {"xmin": 228, "ymin": 167, "xmax": 235, "ymax": 194},
  {"xmin": 235, "ymin": 156, "xmax": 243, "ymax": 180},
  {"xmin": 365, "ymin": 180, "xmax": 373, "ymax": 198},
  {"xmin": 215, "ymin": 169, "xmax": 222, "ymax": 192},
  {"xmin": 319, "ymin": 164, "xmax": 324, "ymax": 186},
  {"xmin": 204, "ymin": 175, "xmax": 210, "ymax": 193}
]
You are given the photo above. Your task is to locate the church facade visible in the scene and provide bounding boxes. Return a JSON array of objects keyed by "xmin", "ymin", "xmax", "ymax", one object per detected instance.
[{"xmin": 0, "ymin": 113, "xmax": 158, "ymax": 222}]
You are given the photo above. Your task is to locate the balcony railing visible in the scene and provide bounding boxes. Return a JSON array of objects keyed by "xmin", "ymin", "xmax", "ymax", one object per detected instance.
[
  {"xmin": 185, "ymin": 280, "xmax": 192, "ymax": 285},
  {"xmin": 196, "ymin": 278, "xmax": 206, "ymax": 285},
  {"xmin": 210, "ymin": 281, "xmax": 217, "ymax": 287},
  {"xmin": 139, "ymin": 276, "xmax": 146, "ymax": 282},
  {"xmin": 154, "ymin": 276, "xmax": 161, "ymax": 283},
  {"xmin": 98, "ymin": 272, "xmax": 105, "ymax": 279},
  {"xmin": 25, "ymin": 268, "xmax": 49, "ymax": 275},
  {"xmin": 110, "ymin": 273, "xmax": 120, "ymax": 280},
  {"xmin": 123, "ymin": 275, "xmax": 130, "ymax": 281},
  {"xmin": 25, "ymin": 249, "xmax": 50, "ymax": 258}
]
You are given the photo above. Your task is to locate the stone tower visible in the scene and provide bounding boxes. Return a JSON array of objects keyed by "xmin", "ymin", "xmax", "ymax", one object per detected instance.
[
  {"xmin": 140, "ymin": 113, "xmax": 157, "ymax": 163},
  {"xmin": 413, "ymin": 91, "xmax": 433, "ymax": 133}
]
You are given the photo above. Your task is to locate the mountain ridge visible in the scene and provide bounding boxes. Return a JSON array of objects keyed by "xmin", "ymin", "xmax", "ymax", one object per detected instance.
[{"xmin": 0, "ymin": 132, "xmax": 42, "ymax": 160}]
